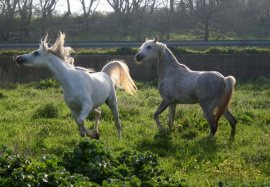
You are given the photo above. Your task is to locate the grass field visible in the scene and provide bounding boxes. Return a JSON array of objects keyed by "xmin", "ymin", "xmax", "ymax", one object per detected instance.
[{"xmin": 0, "ymin": 77, "xmax": 270, "ymax": 186}]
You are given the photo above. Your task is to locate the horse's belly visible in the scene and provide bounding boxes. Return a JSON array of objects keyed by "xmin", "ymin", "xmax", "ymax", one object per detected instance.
[
  {"xmin": 91, "ymin": 95, "xmax": 108, "ymax": 108},
  {"xmin": 175, "ymin": 94, "xmax": 199, "ymax": 104},
  {"xmin": 159, "ymin": 84, "xmax": 199, "ymax": 104}
]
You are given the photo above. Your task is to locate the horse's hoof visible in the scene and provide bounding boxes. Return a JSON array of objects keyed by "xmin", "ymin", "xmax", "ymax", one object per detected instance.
[
  {"xmin": 207, "ymin": 134, "xmax": 213, "ymax": 139},
  {"xmin": 93, "ymin": 131, "xmax": 100, "ymax": 140},
  {"xmin": 158, "ymin": 126, "xmax": 164, "ymax": 131}
]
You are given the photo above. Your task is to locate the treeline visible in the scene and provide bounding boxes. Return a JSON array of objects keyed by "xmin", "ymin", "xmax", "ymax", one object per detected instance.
[{"xmin": 0, "ymin": 0, "xmax": 269, "ymax": 42}]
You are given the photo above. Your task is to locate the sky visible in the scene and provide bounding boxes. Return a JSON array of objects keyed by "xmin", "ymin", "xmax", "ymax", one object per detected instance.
[{"xmin": 57, "ymin": 0, "xmax": 114, "ymax": 14}]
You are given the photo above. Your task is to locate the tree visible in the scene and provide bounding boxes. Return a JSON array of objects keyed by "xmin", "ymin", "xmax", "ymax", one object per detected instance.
[
  {"xmin": 36, "ymin": 0, "xmax": 58, "ymax": 36},
  {"xmin": 107, "ymin": 0, "xmax": 125, "ymax": 14},
  {"xmin": 184, "ymin": 0, "xmax": 231, "ymax": 40},
  {"xmin": 0, "ymin": 0, "xmax": 18, "ymax": 41},
  {"xmin": 63, "ymin": 0, "xmax": 71, "ymax": 18},
  {"xmin": 18, "ymin": 0, "xmax": 33, "ymax": 40},
  {"xmin": 79, "ymin": 0, "xmax": 100, "ymax": 31},
  {"xmin": 242, "ymin": 0, "xmax": 270, "ymax": 37}
]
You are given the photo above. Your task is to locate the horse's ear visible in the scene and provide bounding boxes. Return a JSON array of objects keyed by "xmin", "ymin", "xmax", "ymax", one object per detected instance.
[
  {"xmin": 40, "ymin": 33, "xmax": 49, "ymax": 52},
  {"xmin": 154, "ymin": 36, "xmax": 158, "ymax": 43},
  {"xmin": 145, "ymin": 37, "xmax": 148, "ymax": 41}
]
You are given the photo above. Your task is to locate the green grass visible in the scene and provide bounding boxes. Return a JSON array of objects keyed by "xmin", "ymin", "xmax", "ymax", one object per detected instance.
[{"xmin": 0, "ymin": 78, "xmax": 270, "ymax": 186}]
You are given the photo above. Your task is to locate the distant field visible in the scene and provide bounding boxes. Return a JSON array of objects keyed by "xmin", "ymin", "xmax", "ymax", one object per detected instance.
[{"xmin": 0, "ymin": 78, "xmax": 270, "ymax": 186}]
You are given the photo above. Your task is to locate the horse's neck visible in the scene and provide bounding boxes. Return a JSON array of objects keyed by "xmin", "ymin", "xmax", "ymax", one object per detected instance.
[
  {"xmin": 157, "ymin": 47, "xmax": 187, "ymax": 79},
  {"xmin": 46, "ymin": 55, "xmax": 73, "ymax": 89}
]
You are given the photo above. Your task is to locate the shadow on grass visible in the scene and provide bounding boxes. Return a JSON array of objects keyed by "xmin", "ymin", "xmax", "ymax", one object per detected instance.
[{"xmin": 135, "ymin": 129, "xmax": 223, "ymax": 160}]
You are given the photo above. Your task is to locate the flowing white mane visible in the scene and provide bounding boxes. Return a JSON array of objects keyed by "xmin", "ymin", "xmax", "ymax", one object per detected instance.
[{"xmin": 40, "ymin": 32, "xmax": 74, "ymax": 66}]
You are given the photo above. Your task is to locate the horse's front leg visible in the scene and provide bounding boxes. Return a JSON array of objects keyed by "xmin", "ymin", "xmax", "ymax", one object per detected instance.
[
  {"xmin": 169, "ymin": 104, "xmax": 177, "ymax": 130},
  {"xmin": 71, "ymin": 110, "xmax": 85, "ymax": 137},
  {"xmin": 154, "ymin": 99, "xmax": 170, "ymax": 131}
]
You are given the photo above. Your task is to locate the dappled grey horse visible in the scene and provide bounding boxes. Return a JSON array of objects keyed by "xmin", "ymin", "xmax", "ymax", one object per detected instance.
[{"xmin": 135, "ymin": 38, "xmax": 237, "ymax": 137}]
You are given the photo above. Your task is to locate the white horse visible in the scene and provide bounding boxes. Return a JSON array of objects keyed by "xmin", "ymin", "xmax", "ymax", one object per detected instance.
[
  {"xmin": 15, "ymin": 32, "xmax": 137, "ymax": 140},
  {"xmin": 135, "ymin": 38, "xmax": 237, "ymax": 138}
]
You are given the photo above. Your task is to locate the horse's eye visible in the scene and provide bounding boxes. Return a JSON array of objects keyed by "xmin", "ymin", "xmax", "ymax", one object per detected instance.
[
  {"xmin": 147, "ymin": 46, "xmax": 152, "ymax": 49},
  {"xmin": 33, "ymin": 51, "xmax": 39, "ymax": 55}
]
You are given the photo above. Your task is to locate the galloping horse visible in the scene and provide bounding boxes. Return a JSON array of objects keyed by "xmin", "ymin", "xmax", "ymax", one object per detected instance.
[
  {"xmin": 15, "ymin": 32, "xmax": 137, "ymax": 140},
  {"xmin": 135, "ymin": 38, "xmax": 237, "ymax": 137}
]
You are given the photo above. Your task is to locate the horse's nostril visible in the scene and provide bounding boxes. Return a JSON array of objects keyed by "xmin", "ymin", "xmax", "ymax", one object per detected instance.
[{"xmin": 135, "ymin": 54, "xmax": 140, "ymax": 60}]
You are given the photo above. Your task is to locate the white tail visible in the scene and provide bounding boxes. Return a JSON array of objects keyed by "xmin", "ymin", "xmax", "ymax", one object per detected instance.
[{"xmin": 102, "ymin": 60, "xmax": 137, "ymax": 95}]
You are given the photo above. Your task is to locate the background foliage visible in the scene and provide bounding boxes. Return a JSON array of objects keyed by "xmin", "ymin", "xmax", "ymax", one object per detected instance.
[{"xmin": 0, "ymin": 0, "xmax": 270, "ymax": 42}]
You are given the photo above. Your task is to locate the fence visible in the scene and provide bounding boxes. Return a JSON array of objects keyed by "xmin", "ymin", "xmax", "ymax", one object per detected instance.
[{"xmin": 1, "ymin": 54, "xmax": 270, "ymax": 83}]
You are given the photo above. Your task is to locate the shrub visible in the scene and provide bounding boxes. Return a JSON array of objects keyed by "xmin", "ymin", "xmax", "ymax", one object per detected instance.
[
  {"xmin": 0, "ymin": 92, "xmax": 6, "ymax": 99},
  {"xmin": 0, "ymin": 140, "xmax": 186, "ymax": 186},
  {"xmin": 1, "ymin": 47, "xmax": 270, "ymax": 55},
  {"xmin": 204, "ymin": 47, "xmax": 228, "ymax": 54},
  {"xmin": 0, "ymin": 145, "xmax": 94, "ymax": 186},
  {"xmin": 170, "ymin": 47, "xmax": 196, "ymax": 54},
  {"xmin": 62, "ymin": 139, "xmax": 185, "ymax": 186},
  {"xmin": 32, "ymin": 102, "xmax": 59, "ymax": 119},
  {"xmin": 109, "ymin": 47, "xmax": 139, "ymax": 55},
  {"xmin": 245, "ymin": 47, "xmax": 270, "ymax": 54},
  {"xmin": 37, "ymin": 78, "xmax": 60, "ymax": 89},
  {"xmin": 226, "ymin": 47, "xmax": 242, "ymax": 54}
]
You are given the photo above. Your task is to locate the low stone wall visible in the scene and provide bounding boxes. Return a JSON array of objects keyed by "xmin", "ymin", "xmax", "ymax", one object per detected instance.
[{"xmin": 1, "ymin": 54, "xmax": 270, "ymax": 83}]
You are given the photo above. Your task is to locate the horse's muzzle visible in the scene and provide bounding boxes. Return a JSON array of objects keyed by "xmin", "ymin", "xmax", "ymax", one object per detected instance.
[
  {"xmin": 135, "ymin": 53, "xmax": 143, "ymax": 63},
  {"xmin": 14, "ymin": 55, "xmax": 25, "ymax": 65}
]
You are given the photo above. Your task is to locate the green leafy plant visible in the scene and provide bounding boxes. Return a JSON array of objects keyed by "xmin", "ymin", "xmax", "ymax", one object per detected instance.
[
  {"xmin": 0, "ymin": 145, "xmax": 94, "ymax": 186},
  {"xmin": 0, "ymin": 140, "xmax": 185, "ymax": 186},
  {"xmin": 62, "ymin": 139, "xmax": 184, "ymax": 186}
]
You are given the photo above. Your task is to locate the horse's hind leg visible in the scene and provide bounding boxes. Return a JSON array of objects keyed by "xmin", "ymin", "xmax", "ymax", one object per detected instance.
[
  {"xmin": 200, "ymin": 104, "xmax": 217, "ymax": 137},
  {"xmin": 155, "ymin": 99, "xmax": 170, "ymax": 131},
  {"xmin": 106, "ymin": 96, "xmax": 122, "ymax": 140},
  {"xmin": 169, "ymin": 104, "xmax": 177, "ymax": 130},
  {"xmin": 223, "ymin": 108, "xmax": 237, "ymax": 137},
  {"xmin": 92, "ymin": 107, "xmax": 101, "ymax": 133}
]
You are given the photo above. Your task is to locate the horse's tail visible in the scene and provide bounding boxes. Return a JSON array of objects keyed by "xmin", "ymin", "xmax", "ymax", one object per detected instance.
[
  {"xmin": 101, "ymin": 60, "xmax": 137, "ymax": 95},
  {"xmin": 215, "ymin": 76, "xmax": 236, "ymax": 130}
]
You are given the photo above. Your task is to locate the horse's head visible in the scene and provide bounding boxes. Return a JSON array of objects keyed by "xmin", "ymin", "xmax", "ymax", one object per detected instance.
[
  {"xmin": 135, "ymin": 37, "xmax": 159, "ymax": 63},
  {"xmin": 14, "ymin": 47, "xmax": 48, "ymax": 67},
  {"xmin": 15, "ymin": 32, "xmax": 73, "ymax": 67},
  {"xmin": 14, "ymin": 35, "xmax": 50, "ymax": 67}
]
